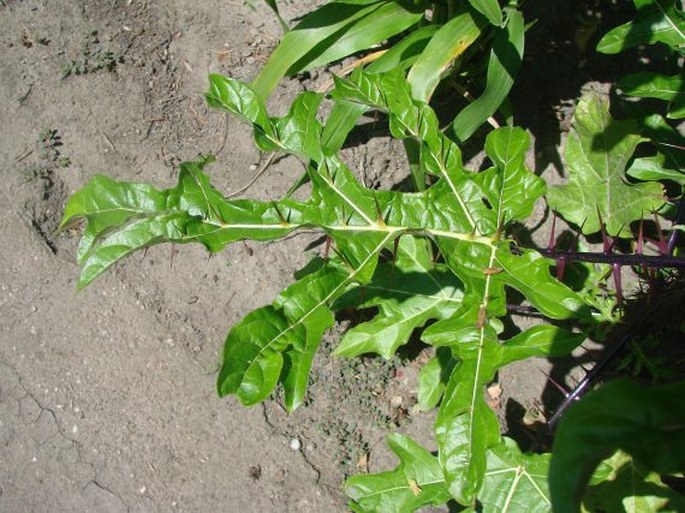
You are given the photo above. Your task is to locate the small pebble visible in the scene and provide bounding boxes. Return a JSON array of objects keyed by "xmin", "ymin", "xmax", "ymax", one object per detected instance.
[{"xmin": 289, "ymin": 438, "xmax": 301, "ymax": 452}]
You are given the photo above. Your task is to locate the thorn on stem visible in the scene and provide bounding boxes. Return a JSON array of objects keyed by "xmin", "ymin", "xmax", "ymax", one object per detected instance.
[
  {"xmin": 612, "ymin": 262, "xmax": 623, "ymax": 303},
  {"xmin": 548, "ymin": 213, "xmax": 557, "ymax": 251},
  {"xmin": 653, "ymin": 212, "xmax": 668, "ymax": 254},
  {"xmin": 538, "ymin": 367, "xmax": 570, "ymax": 398},
  {"xmin": 555, "ymin": 256, "xmax": 567, "ymax": 281}
]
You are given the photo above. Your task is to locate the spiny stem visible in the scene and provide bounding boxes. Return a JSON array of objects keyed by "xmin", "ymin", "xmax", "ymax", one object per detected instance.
[
  {"xmin": 536, "ymin": 248, "xmax": 685, "ymax": 268},
  {"xmin": 548, "ymin": 333, "xmax": 630, "ymax": 431}
]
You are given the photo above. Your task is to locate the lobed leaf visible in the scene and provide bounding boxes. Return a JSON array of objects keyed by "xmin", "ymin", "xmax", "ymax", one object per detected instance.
[
  {"xmin": 346, "ymin": 434, "xmax": 452, "ymax": 513},
  {"xmin": 547, "ymin": 94, "xmax": 664, "ymax": 237},
  {"xmin": 219, "ymin": 261, "xmax": 348, "ymax": 408},
  {"xmin": 333, "ymin": 237, "xmax": 464, "ymax": 358},
  {"xmin": 481, "ymin": 438, "xmax": 552, "ymax": 513},
  {"xmin": 474, "ymin": 126, "xmax": 544, "ymax": 228},
  {"xmin": 596, "ymin": 0, "xmax": 685, "ymax": 54}
]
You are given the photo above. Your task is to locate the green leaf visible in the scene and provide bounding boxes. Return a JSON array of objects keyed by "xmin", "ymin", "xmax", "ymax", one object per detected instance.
[
  {"xmin": 618, "ymin": 71, "xmax": 685, "ymax": 119},
  {"xmin": 59, "ymin": 174, "xmax": 170, "ymax": 263},
  {"xmin": 481, "ymin": 438, "xmax": 552, "ymax": 513},
  {"xmin": 499, "ymin": 325, "xmax": 585, "ymax": 366},
  {"xmin": 275, "ymin": 265, "xmax": 342, "ymax": 411},
  {"xmin": 407, "ymin": 6, "xmax": 484, "ymax": 102},
  {"xmin": 208, "ymin": 74, "xmax": 325, "ymax": 158},
  {"xmin": 297, "ymin": 1, "xmax": 423, "ymax": 72},
  {"xmin": 434, "ymin": 323, "xmax": 502, "ymax": 504},
  {"xmin": 582, "ymin": 452, "xmax": 685, "ymax": 513},
  {"xmin": 346, "ymin": 433, "xmax": 452, "ymax": 513},
  {"xmin": 474, "ymin": 126, "xmax": 544, "ymax": 228},
  {"xmin": 549, "ymin": 378, "xmax": 685, "ymax": 513},
  {"xmin": 467, "ymin": 0, "xmax": 503, "ymax": 26},
  {"xmin": 251, "ymin": 1, "xmax": 422, "ymax": 99},
  {"xmin": 627, "ymin": 153, "xmax": 685, "ymax": 184},
  {"xmin": 597, "ymin": 0, "xmax": 685, "ymax": 54},
  {"xmin": 321, "ymin": 24, "xmax": 439, "ymax": 153},
  {"xmin": 417, "ymin": 347, "xmax": 457, "ymax": 411},
  {"xmin": 547, "ymin": 94, "xmax": 664, "ymax": 237},
  {"xmin": 493, "ymin": 246, "xmax": 590, "ymax": 321},
  {"xmin": 273, "ymin": 91, "xmax": 325, "ymax": 160},
  {"xmin": 206, "ymin": 74, "xmax": 272, "ymax": 132},
  {"xmin": 218, "ymin": 247, "xmax": 386, "ymax": 407},
  {"xmin": 450, "ymin": 7, "xmax": 524, "ymax": 142},
  {"xmin": 637, "ymin": 113, "xmax": 685, "ymax": 171},
  {"xmin": 333, "ymin": 237, "xmax": 464, "ymax": 358}
]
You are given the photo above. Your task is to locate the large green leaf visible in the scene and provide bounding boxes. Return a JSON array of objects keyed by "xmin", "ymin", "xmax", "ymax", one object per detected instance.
[
  {"xmin": 618, "ymin": 71, "xmax": 685, "ymax": 119},
  {"xmin": 582, "ymin": 452, "xmax": 685, "ymax": 513},
  {"xmin": 333, "ymin": 237, "xmax": 464, "ymax": 358},
  {"xmin": 406, "ymin": 6, "xmax": 483, "ymax": 102},
  {"xmin": 597, "ymin": 0, "xmax": 685, "ymax": 54},
  {"xmin": 450, "ymin": 7, "xmax": 524, "ymax": 142},
  {"xmin": 467, "ymin": 0, "xmax": 502, "ymax": 26},
  {"xmin": 474, "ymin": 126, "xmax": 544, "ymax": 228},
  {"xmin": 481, "ymin": 438, "xmax": 552, "ymax": 513},
  {"xmin": 251, "ymin": 0, "xmax": 422, "ymax": 99},
  {"xmin": 549, "ymin": 378, "xmax": 685, "ymax": 513},
  {"xmin": 346, "ymin": 434, "xmax": 452, "ymax": 513},
  {"xmin": 547, "ymin": 94, "xmax": 664, "ymax": 237}
]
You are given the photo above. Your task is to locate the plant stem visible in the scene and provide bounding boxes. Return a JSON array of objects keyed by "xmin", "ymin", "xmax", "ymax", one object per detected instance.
[
  {"xmin": 536, "ymin": 248, "xmax": 685, "ymax": 268},
  {"xmin": 547, "ymin": 333, "xmax": 630, "ymax": 431},
  {"xmin": 667, "ymin": 194, "xmax": 685, "ymax": 254}
]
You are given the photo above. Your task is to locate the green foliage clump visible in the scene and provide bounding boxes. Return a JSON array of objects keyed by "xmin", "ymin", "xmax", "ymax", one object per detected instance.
[{"xmin": 60, "ymin": 0, "xmax": 685, "ymax": 511}]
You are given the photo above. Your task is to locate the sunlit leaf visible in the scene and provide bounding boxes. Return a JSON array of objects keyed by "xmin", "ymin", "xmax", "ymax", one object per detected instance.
[
  {"xmin": 450, "ymin": 8, "xmax": 524, "ymax": 142},
  {"xmin": 481, "ymin": 438, "xmax": 552, "ymax": 513},
  {"xmin": 333, "ymin": 237, "xmax": 464, "ymax": 358},
  {"xmin": 467, "ymin": 0, "xmax": 502, "ymax": 26},
  {"xmin": 596, "ymin": 0, "xmax": 685, "ymax": 54},
  {"xmin": 407, "ymin": 6, "xmax": 483, "ymax": 102},
  {"xmin": 346, "ymin": 434, "xmax": 452, "ymax": 513},
  {"xmin": 251, "ymin": 1, "xmax": 422, "ymax": 99},
  {"xmin": 547, "ymin": 94, "xmax": 664, "ymax": 237}
]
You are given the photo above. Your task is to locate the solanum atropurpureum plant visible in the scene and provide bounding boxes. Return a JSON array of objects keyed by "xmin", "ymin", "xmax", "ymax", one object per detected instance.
[
  {"xmin": 59, "ymin": 1, "xmax": 685, "ymax": 511},
  {"xmin": 61, "ymin": 65, "xmax": 623, "ymax": 511}
]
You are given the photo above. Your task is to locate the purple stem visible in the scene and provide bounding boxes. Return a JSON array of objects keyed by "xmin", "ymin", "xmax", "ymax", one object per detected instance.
[
  {"xmin": 536, "ymin": 249, "xmax": 685, "ymax": 268},
  {"xmin": 546, "ymin": 198, "xmax": 685, "ymax": 431},
  {"xmin": 667, "ymin": 195, "xmax": 685, "ymax": 254},
  {"xmin": 547, "ymin": 333, "xmax": 630, "ymax": 431}
]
